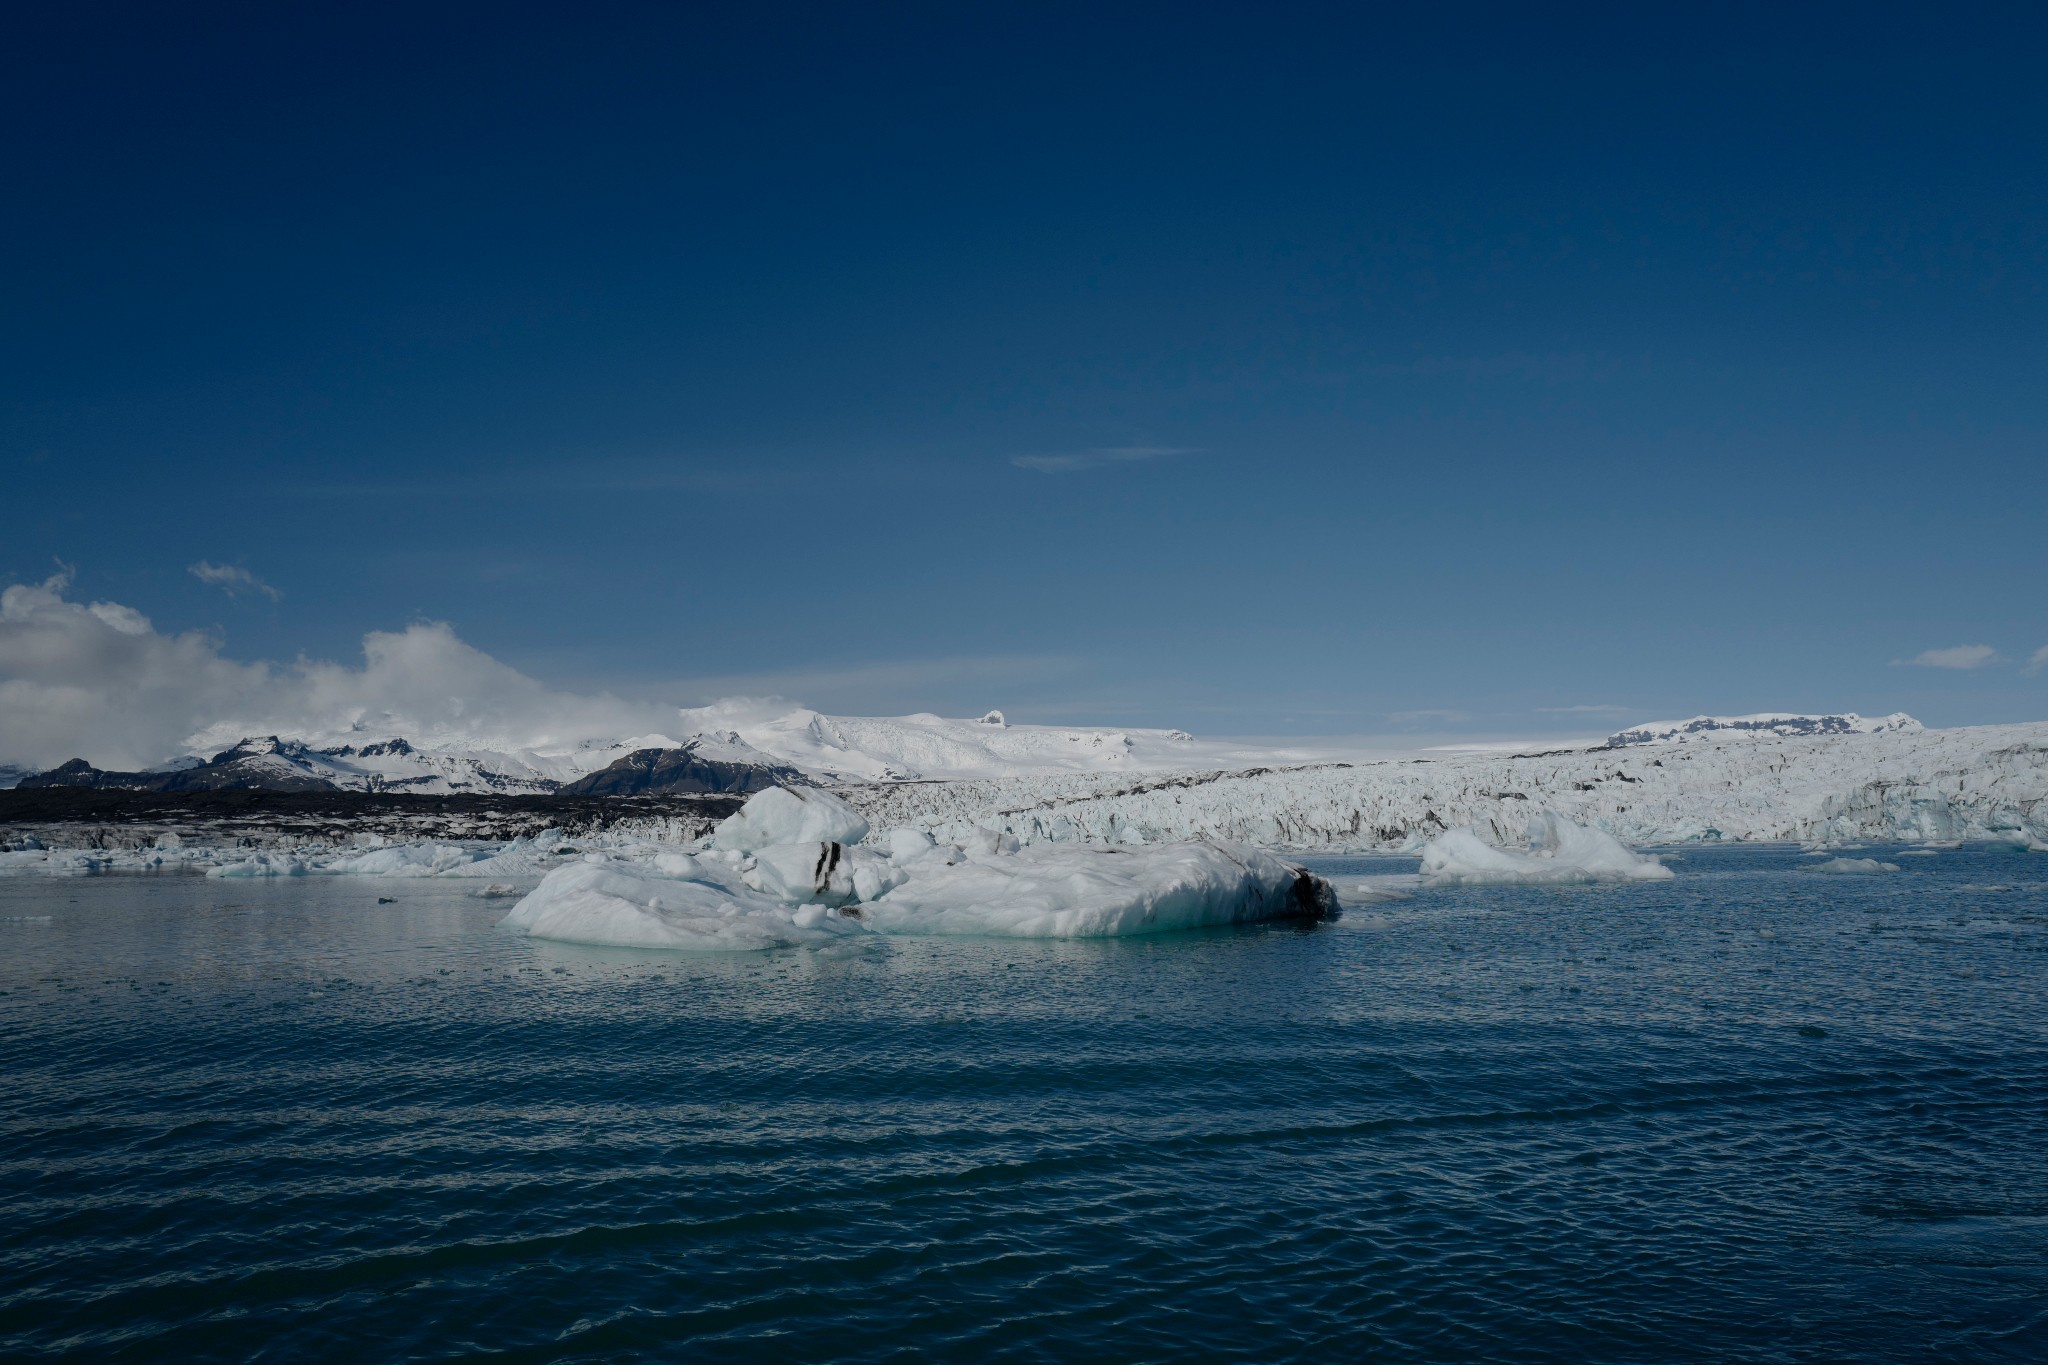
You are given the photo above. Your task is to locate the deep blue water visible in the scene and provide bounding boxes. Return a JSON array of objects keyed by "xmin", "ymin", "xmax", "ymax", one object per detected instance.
[{"xmin": 3, "ymin": 844, "xmax": 2047, "ymax": 1362}]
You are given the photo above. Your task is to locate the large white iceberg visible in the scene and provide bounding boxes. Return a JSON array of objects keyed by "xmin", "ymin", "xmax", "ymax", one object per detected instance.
[
  {"xmin": 1418, "ymin": 811, "xmax": 1673, "ymax": 886},
  {"xmin": 499, "ymin": 855, "xmax": 864, "ymax": 952},
  {"xmin": 710, "ymin": 785, "xmax": 870, "ymax": 852},
  {"xmin": 859, "ymin": 839, "xmax": 1335, "ymax": 938},
  {"xmin": 499, "ymin": 786, "xmax": 1338, "ymax": 950}
]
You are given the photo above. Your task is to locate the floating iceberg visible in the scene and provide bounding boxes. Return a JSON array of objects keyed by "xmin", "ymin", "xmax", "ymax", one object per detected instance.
[
  {"xmin": 499, "ymin": 787, "xmax": 1338, "ymax": 950},
  {"xmin": 1418, "ymin": 811, "xmax": 1673, "ymax": 886},
  {"xmin": 710, "ymin": 785, "xmax": 870, "ymax": 852},
  {"xmin": 1809, "ymin": 857, "xmax": 1900, "ymax": 875},
  {"xmin": 320, "ymin": 843, "xmax": 489, "ymax": 877},
  {"xmin": 0, "ymin": 849, "xmax": 110, "ymax": 876},
  {"xmin": 859, "ymin": 840, "xmax": 1337, "ymax": 939},
  {"xmin": 499, "ymin": 856, "xmax": 864, "ymax": 952}
]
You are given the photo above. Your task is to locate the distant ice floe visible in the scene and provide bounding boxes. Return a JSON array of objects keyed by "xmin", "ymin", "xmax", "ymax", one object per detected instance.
[
  {"xmin": 1417, "ymin": 811, "xmax": 1674, "ymax": 886},
  {"xmin": 1809, "ymin": 857, "xmax": 1901, "ymax": 875},
  {"xmin": 499, "ymin": 787, "xmax": 1338, "ymax": 950},
  {"xmin": 205, "ymin": 831, "xmax": 570, "ymax": 879}
]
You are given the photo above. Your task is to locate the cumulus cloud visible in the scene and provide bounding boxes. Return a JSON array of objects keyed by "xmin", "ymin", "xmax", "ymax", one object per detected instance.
[
  {"xmin": 1892, "ymin": 645, "xmax": 2002, "ymax": 670},
  {"xmin": 0, "ymin": 574, "xmax": 676, "ymax": 770},
  {"xmin": 1011, "ymin": 446, "xmax": 1194, "ymax": 473},
  {"xmin": 2028, "ymin": 645, "xmax": 2048, "ymax": 677},
  {"xmin": 189, "ymin": 561, "xmax": 283, "ymax": 601}
]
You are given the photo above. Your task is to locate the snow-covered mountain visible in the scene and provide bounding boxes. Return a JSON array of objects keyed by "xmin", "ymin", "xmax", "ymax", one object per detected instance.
[
  {"xmin": 17, "ymin": 736, "xmax": 572, "ymax": 795},
  {"xmin": 1603, "ymin": 712, "xmax": 1922, "ymax": 747},
  {"xmin": 664, "ymin": 701, "xmax": 1235, "ymax": 782},
  {"xmin": 842, "ymin": 720, "xmax": 2048, "ymax": 851},
  {"xmin": 558, "ymin": 735, "xmax": 806, "ymax": 795},
  {"xmin": 6, "ymin": 708, "xmax": 1257, "ymax": 794},
  {"xmin": 9, "ymin": 704, "xmax": 1337, "ymax": 793},
  {"xmin": 16, "ymin": 702, "xmax": 2043, "ymax": 855}
]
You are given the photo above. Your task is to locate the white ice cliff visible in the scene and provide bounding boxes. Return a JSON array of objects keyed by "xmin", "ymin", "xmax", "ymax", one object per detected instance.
[{"xmin": 842, "ymin": 721, "xmax": 2048, "ymax": 850}]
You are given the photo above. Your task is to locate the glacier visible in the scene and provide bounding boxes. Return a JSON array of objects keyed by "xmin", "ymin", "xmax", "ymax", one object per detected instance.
[
  {"xmin": 5, "ymin": 696, "xmax": 2045, "ymax": 899},
  {"xmin": 841, "ymin": 720, "xmax": 2048, "ymax": 851}
]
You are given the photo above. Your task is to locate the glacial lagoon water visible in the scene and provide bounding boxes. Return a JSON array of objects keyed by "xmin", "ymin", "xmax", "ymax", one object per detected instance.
[{"xmin": 3, "ymin": 845, "xmax": 2046, "ymax": 1362}]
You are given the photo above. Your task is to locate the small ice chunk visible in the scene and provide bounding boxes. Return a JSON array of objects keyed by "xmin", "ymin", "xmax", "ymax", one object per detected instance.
[
  {"xmin": 711, "ymin": 786, "xmax": 870, "ymax": 853},
  {"xmin": 1810, "ymin": 857, "xmax": 1900, "ymax": 875},
  {"xmin": 1418, "ymin": 811, "xmax": 1674, "ymax": 886}
]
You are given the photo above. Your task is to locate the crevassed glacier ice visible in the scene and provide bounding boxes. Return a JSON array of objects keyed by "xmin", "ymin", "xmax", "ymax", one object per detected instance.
[
  {"xmin": 1418, "ymin": 811, "xmax": 1673, "ymax": 886},
  {"xmin": 841, "ymin": 719, "xmax": 2048, "ymax": 850}
]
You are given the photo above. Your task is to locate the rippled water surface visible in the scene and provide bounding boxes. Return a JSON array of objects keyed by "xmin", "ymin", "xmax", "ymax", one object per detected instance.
[{"xmin": 4, "ymin": 845, "xmax": 2048, "ymax": 1362}]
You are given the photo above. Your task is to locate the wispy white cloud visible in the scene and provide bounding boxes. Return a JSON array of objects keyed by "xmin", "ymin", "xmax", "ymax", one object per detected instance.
[
  {"xmin": 1011, "ymin": 446, "xmax": 1195, "ymax": 474},
  {"xmin": 1891, "ymin": 644, "xmax": 2001, "ymax": 670},
  {"xmin": 189, "ymin": 561, "xmax": 282, "ymax": 602},
  {"xmin": 2027, "ymin": 645, "xmax": 2048, "ymax": 676}
]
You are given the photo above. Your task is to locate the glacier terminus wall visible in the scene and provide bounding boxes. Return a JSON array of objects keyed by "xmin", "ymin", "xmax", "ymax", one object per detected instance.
[{"xmin": 840, "ymin": 722, "xmax": 2048, "ymax": 852}]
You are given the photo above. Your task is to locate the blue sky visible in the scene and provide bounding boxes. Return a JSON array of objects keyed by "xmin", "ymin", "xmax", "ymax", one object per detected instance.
[{"xmin": 6, "ymin": 2, "xmax": 2045, "ymax": 736}]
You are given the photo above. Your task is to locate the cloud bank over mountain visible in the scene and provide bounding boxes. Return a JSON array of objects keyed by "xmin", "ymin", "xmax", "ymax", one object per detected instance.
[{"xmin": 0, "ymin": 574, "xmax": 676, "ymax": 770}]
